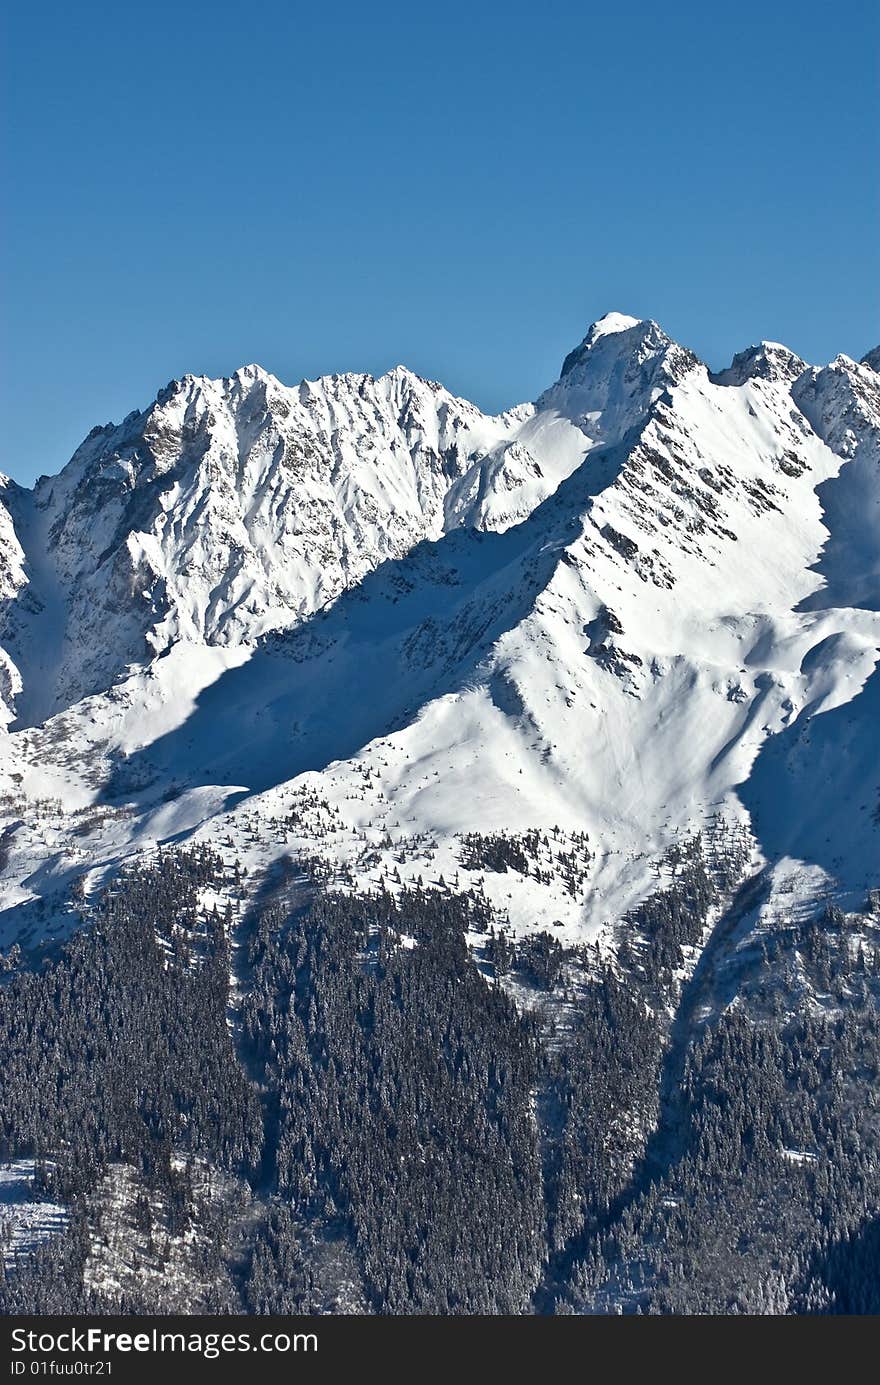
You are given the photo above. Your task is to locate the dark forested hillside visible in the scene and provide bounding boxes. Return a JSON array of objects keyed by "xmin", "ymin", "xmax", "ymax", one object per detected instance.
[{"xmin": 2, "ymin": 847, "xmax": 880, "ymax": 1315}]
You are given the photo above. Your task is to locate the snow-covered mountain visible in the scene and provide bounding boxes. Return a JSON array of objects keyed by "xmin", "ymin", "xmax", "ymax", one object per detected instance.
[{"xmin": 1, "ymin": 313, "xmax": 878, "ymax": 953}]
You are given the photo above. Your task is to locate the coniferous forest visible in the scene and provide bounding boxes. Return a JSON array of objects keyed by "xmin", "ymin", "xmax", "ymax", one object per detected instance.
[{"xmin": 1, "ymin": 840, "xmax": 880, "ymax": 1315}]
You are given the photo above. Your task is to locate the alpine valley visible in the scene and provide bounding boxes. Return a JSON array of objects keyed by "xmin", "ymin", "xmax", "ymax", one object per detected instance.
[{"xmin": 1, "ymin": 313, "xmax": 879, "ymax": 1314}]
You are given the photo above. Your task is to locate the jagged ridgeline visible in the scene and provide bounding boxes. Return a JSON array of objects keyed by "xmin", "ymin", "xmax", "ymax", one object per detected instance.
[
  {"xmin": 2, "ymin": 313, "xmax": 878, "ymax": 963},
  {"xmin": 3, "ymin": 846, "xmax": 880, "ymax": 1314}
]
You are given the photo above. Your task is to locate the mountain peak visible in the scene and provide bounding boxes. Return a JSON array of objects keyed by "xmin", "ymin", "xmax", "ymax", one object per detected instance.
[
  {"xmin": 585, "ymin": 311, "xmax": 645, "ymax": 341},
  {"xmin": 546, "ymin": 314, "xmax": 699, "ymax": 445},
  {"xmin": 559, "ymin": 313, "xmax": 664, "ymax": 379},
  {"xmin": 712, "ymin": 341, "xmax": 806, "ymax": 388}
]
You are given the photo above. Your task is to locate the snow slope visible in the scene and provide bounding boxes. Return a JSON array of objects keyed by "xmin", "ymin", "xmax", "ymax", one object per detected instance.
[{"xmin": 0, "ymin": 315, "xmax": 878, "ymax": 952}]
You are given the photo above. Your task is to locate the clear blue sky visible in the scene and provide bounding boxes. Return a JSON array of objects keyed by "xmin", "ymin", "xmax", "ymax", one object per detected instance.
[{"xmin": 2, "ymin": 0, "xmax": 878, "ymax": 485}]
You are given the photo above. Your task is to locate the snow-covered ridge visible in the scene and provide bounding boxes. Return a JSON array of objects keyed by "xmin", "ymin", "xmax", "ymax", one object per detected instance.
[
  {"xmin": 0, "ymin": 314, "xmax": 878, "ymax": 954},
  {"xmin": 0, "ymin": 319, "xmax": 695, "ymax": 722}
]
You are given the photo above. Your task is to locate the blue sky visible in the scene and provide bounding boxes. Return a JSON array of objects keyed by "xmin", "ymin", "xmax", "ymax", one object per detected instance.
[{"xmin": 2, "ymin": 0, "xmax": 877, "ymax": 485}]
